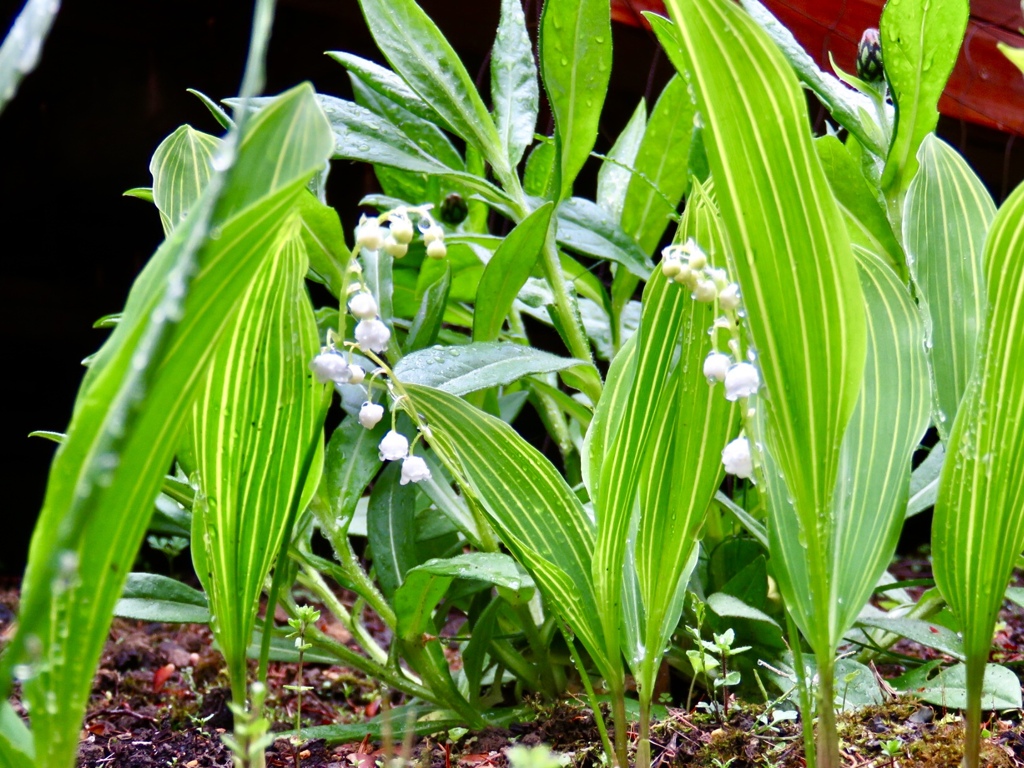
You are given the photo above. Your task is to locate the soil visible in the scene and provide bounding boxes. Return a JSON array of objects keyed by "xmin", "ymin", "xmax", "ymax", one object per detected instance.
[{"xmin": 5, "ymin": 559, "xmax": 1024, "ymax": 768}]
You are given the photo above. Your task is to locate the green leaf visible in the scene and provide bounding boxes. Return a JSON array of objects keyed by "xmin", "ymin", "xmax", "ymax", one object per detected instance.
[
  {"xmin": 13, "ymin": 83, "xmax": 333, "ymax": 768},
  {"xmin": 768, "ymin": 249, "xmax": 929, "ymax": 646},
  {"xmin": 187, "ymin": 88, "xmax": 234, "ymax": 130},
  {"xmin": 933, "ymin": 180, "xmax": 1024, "ymax": 753},
  {"xmin": 855, "ymin": 616, "xmax": 963, "ymax": 661},
  {"xmin": 621, "ymin": 74, "xmax": 694, "ymax": 253},
  {"xmin": 150, "ymin": 125, "xmax": 220, "ymax": 235},
  {"xmin": 355, "ymin": 0, "xmax": 508, "ymax": 179},
  {"xmin": 999, "ymin": 42, "xmax": 1024, "ymax": 77},
  {"xmin": 394, "ymin": 342, "xmax": 587, "ymax": 396},
  {"xmin": 0, "ymin": 0, "xmax": 60, "ymax": 116},
  {"xmin": 706, "ymin": 593, "xmax": 779, "ymax": 629},
  {"xmin": 539, "ymin": 0, "xmax": 612, "ymax": 200},
  {"xmin": 297, "ymin": 191, "xmax": 351, "ymax": 300},
  {"xmin": 659, "ymin": 0, "xmax": 866, "ymax": 656},
  {"xmin": 556, "ymin": 198, "xmax": 653, "ymax": 279},
  {"xmin": 399, "ymin": 384, "xmax": 610, "ymax": 678},
  {"xmin": 327, "ymin": 52, "xmax": 438, "ymax": 125},
  {"xmin": 293, "ymin": 705, "xmax": 529, "ymax": 744},
  {"xmin": 895, "ymin": 663, "xmax": 1022, "ymax": 711},
  {"xmin": 114, "ymin": 572, "xmax": 210, "ymax": 624},
  {"xmin": 367, "ymin": 462, "xmax": 418, "ymax": 599},
  {"xmin": 405, "ymin": 265, "xmax": 451, "ymax": 352},
  {"xmin": 880, "ymin": 0, "xmax": 969, "ymax": 199},
  {"xmin": 906, "ymin": 442, "xmax": 944, "ymax": 518},
  {"xmin": 0, "ymin": 700, "xmax": 33, "ymax": 768},
  {"xmin": 491, "ymin": 0, "xmax": 539, "ymax": 168},
  {"xmin": 474, "ymin": 202, "xmax": 554, "ymax": 342},
  {"xmin": 523, "ymin": 140, "xmax": 556, "ymax": 198},
  {"xmin": 816, "ymin": 135, "xmax": 904, "ymax": 274},
  {"xmin": 735, "ymin": 0, "xmax": 886, "ymax": 158},
  {"xmin": 190, "ymin": 224, "xmax": 325, "ymax": 701},
  {"xmin": 904, "ymin": 134, "xmax": 994, "ymax": 442},
  {"xmin": 597, "ymin": 99, "xmax": 646, "ymax": 222}
]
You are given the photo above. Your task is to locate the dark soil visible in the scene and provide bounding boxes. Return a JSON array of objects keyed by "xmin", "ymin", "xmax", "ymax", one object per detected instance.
[{"xmin": 5, "ymin": 566, "xmax": 1024, "ymax": 767}]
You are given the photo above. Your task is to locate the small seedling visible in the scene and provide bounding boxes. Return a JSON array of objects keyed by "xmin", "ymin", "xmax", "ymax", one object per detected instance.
[
  {"xmin": 284, "ymin": 604, "xmax": 320, "ymax": 768},
  {"xmin": 223, "ymin": 682, "xmax": 274, "ymax": 768}
]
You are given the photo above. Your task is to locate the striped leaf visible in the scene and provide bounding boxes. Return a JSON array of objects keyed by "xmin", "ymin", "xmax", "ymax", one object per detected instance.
[
  {"xmin": 767, "ymin": 249, "xmax": 929, "ymax": 645},
  {"xmin": 632, "ymin": 183, "xmax": 737, "ymax": 696},
  {"xmin": 933, "ymin": 181, "xmax": 1024, "ymax": 768},
  {"xmin": 904, "ymin": 134, "xmax": 994, "ymax": 442},
  {"xmin": 190, "ymin": 226, "xmax": 324, "ymax": 702},
  {"xmin": 150, "ymin": 125, "xmax": 219, "ymax": 235},
  {"xmin": 397, "ymin": 384, "xmax": 611, "ymax": 678},
  {"xmin": 15, "ymin": 84, "xmax": 332, "ymax": 768},
  {"xmin": 658, "ymin": 0, "xmax": 866, "ymax": 652}
]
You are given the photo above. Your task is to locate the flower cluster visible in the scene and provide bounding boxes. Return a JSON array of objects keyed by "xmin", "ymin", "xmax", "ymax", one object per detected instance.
[
  {"xmin": 377, "ymin": 429, "xmax": 431, "ymax": 485},
  {"xmin": 354, "ymin": 204, "xmax": 447, "ymax": 261},
  {"xmin": 664, "ymin": 238, "xmax": 761, "ymax": 482},
  {"xmin": 309, "ymin": 348, "xmax": 365, "ymax": 387},
  {"xmin": 348, "ymin": 291, "xmax": 391, "ymax": 355}
]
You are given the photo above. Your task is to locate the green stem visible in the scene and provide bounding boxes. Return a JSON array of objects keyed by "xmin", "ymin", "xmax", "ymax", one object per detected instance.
[
  {"xmin": 563, "ymin": 629, "xmax": 616, "ymax": 767},
  {"xmin": 815, "ymin": 657, "xmax": 840, "ymax": 768},
  {"xmin": 609, "ymin": 685, "xmax": 630, "ymax": 768},
  {"xmin": 636, "ymin": 692, "xmax": 652, "ymax": 768},
  {"xmin": 963, "ymin": 656, "xmax": 985, "ymax": 768},
  {"xmin": 295, "ymin": 567, "xmax": 388, "ymax": 665},
  {"xmin": 785, "ymin": 609, "xmax": 816, "ymax": 768},
  {"xmin": 513, "ymin": 603, "xmax": 558, "ymax": 697}
]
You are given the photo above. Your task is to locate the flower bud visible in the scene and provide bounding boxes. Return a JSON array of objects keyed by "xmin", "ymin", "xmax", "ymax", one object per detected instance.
[
  {"xmin": 359, "ymin": 401, "xmax": 384, "ymax": 429},
  {"xmin": 688, "ymin": 249, "xmax": 707, "ymax": 271},
  {"xmin": 426, "ymin": 240, "xmax": 447, "ymax": 259},
  {"xmin": 703, "ymin": 352, "xmax": 731, "ymax": 383},
  {"xmin": 389, "ymin": 214, "xmax": 414, "ymax": 244},
  {"xmin": 718, "ymin": 283, "xmax": 741, "ymax": 311},
  {"xmin": 661, "ymin": 257, "xmax": 682, "ymax": 278},
  {"xmin": 355, "ymin": 318, "xmax": 391, "ymax": 354},
  {"xmin": 378, "ymin": 430, "xmax": 409, "ymax": 461},
  {"xmin": 674, "ymin": 264, "xmax": 696, "ymax": 288},
  {"xmin": 355, "ymin": 215, "xmax": 383, "ymax": 252},
  {"xmin": 722, "ymin": 436, "xmax": 753, "ymax": 479},
  {"xmin": 439, "ymin": 193, "xmax": 468, "ymax": 225},
  {"xmin": 857, "ymin": 28, "xmax": 884, "ymax": 83},
  {"xmin": 383, "ymin": 235, "xmax": 409, "ymax": 259},
  {"xmin": 348, "ymin": 292, "xmax": 378, "ymax": 320},
  {"xmin": 724, "ymin": 362, "xmax": 760, "ymax": 401},
  {"xmin": 693, "ymin": 279, "xmax": 718, "ymax": 303},
  {"xmin": 423, "ymin": 223, "xmax": 445, "ymax": 245},
  {"xmin": 400, "ymin": 455, "xmax": 432, "ymax": 485},
  {"xmin": 309, "ymin": 352, "xmax": 349, "ymax": 384}
]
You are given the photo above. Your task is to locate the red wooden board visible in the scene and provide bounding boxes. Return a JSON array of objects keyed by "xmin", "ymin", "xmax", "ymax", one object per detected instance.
[{"xmin": 611, "ymin": 0, "xmax": 1024, "ymax": 135}]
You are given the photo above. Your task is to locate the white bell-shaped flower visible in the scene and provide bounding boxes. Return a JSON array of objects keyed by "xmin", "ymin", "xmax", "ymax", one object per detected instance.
[
  {"xmin": 383, "ymin": 235, "xmax": 408, "ymax": 259},
  {"xmin": 400, "ymin": 455, "xmax": 431, "ymax": 485},
  {"xmin": 724, "ymin": 362, "xmax": 760, "ymax": 401},
  {"xmin": 309, "ymin": 352, "xmax": 349, "ymax": 384},
  {"xmin": 348, "ymin": 365, "xmax": 366, "ymax": 385},
  {"xmin": 722, "ymin": 436, "xmax": 753, "ymax": 479},
  {"xmin": 703, "ymin": 352, "xmax": 731, "ymax": 383},
  {"xmin": 355, "ymin": 215, "xmax": 384, "ymax": 252},
  {"xmin": 426, "ymin": 240, "xmax": 447, "ymax": 259},
  {"xmin": 355, "ymin": 318, "xmax": 391, "ymax": 354},
  {"xmin": 389, "ymin": 213, "xmax": 414, "ymax": 244},
  {"xmin": 378, "ymin": 430, "xmax": 409, "ymax": 461},
  {"xmin": 348, "ymin": 292, "xmax": 378, "ymax": 320},
  {"xmin": 718, "ymin": 283, "xmax": 741, "ymax": 311},
  {"xmin": 359, "ymin": 401, "xmax": 384, "ymax": 429},
  {"xmin": 423, "ymin": 223, "xmax": 445, "ymax": 244},
  {"xmin": 693, "ymin": 279, "xmax": 718, "ymax": 303}
]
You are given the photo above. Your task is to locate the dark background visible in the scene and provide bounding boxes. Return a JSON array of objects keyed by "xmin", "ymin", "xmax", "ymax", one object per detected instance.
[{"xmin": 0, "ymin": 0, "xmax": 1020, "ymax": 575}]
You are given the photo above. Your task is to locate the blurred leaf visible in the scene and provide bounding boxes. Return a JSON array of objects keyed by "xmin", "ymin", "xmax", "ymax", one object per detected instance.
[
  {"xmin": 0, "ymin": 700, "xmax": 33, "ymax": 768},
  {"xmin": 906, "ymin": 442, "xmax": 944, "ymax": 518},
  {"xmin": 474, "ymin": 202, "xmax": 554, "ymax": 342},
  {"xmin": 293, "ymin": 705, "xmax": 529, "ymax": 744},
  {"xmin": 297, "ymin": 191, "xmax": 350, "ymax": 300},
  {"xmin": 556, "ymin": 197, "xmax": 653, "ymax": 279},
  {"xmin": 114, "ymin": 573, "xmax": 210, "ymax": 624},
  {"xmin": 13, "ymin": 83, "xmax": 333, "ymax": 768},
  {"xmin": 491, "ymin": 0, "xmax": 539, "ymax": 168},
  {"xmin": 893, "ymin": 663, "xmax": 1022, "ymax": 710},
  {"xmin": 0, "ymin": 0, "xmax": 60, "ymax": 116},
  {"xmin": 707, "ymin": 592, "xmax": 779, "ymax": 629},
  {"xmin": 394, "ymin": 342, "xmax": 587, "ymax": 395},
  {"xmin": 880, "ymin": 0, "xmax": 968, "ymax": 199},
  {"xmin": 540, "ymin": 0, "xmax": 611, "ymax": 199},
  {"xmin": 904, "ymin": 134, "xmax": 994, "ymax": 442},
  {"xmin": 855, "ymin": 615, "xmax": 964, "ymax": 660}
]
